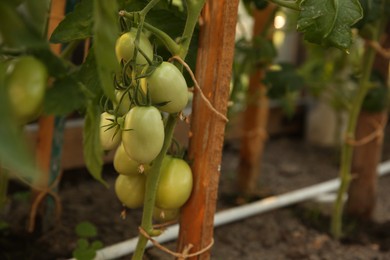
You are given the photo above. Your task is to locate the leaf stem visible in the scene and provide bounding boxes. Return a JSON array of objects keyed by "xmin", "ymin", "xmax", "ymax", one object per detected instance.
[
  {"xmin": 119, "ymin": 11, "xmax": 180, "ymax": 55},
  {"xmin": 142, "ymin": 22, "xmax": 180, "ymax": 55},
  {"xmin": 178, "ymin": 0, "xmax": 206, "ymax": 60},
  {"xmin": 60, "ymin": 40, "xmax": 82, "ymax": 59},
  {"xmin": 330, "ymin": 14, "xmax": 386, "ymax": 239},
  {"xmin": 140, "ymin": 0, "xmax": 161, "ymax": 16},
  {"xmin": 268, "ymin": 0, "xmax": 300, "ymax": 11}
]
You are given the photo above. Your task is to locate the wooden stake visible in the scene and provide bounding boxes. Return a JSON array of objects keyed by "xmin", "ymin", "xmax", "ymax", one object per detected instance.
[
  {"xmin": 31, "ymin": 0, "xmax": 66, "ymax": 231},
  {"xmin": 237, "ymin": 5, "xmax": 276, "ymax": 196},
  {"xmin": 346, "ymin": 24, "xmax": 390, "ymax": 220},
  {"xmin": 177, "ymin": 1, "xmax": 239, "ymax": 259}
]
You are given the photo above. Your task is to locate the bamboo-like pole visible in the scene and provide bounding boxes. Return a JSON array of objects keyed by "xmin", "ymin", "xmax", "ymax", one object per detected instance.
[{"xmin": 177, "ymin": 1, "xmax": 239, "ymax": 259}]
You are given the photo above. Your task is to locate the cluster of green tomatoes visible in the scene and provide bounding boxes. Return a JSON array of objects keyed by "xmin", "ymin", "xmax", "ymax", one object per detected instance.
[{"xmin": 100, "ymin": 28, "xmax": 193, "ymax": 222}]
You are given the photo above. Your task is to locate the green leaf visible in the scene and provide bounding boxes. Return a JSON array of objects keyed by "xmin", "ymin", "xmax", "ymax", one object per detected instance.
[
  {"xmin": 0, "ymin": 62, "xmax": 40, "ymax": 183},
  {"xmin": 76, "ymin": 238, "xmax": 90, "ymax": 249},
  {"xmin": 29, "ymin": 46, "xmax": 69, "ymax": 78},
  {"xmin": 354, "ymin": 0, "xmax": 382, "ymax": 29},
  {"xmin": 265, "ymin": 63, "xmax": 304, "ymax": 99},
  {"xmin": 77, "ymin": 50, "xmax": 106, "ymax": 185},
  {"xmin": 83, "ymin": 100, "xmax": 107, "ymax": 186},
  {"xmin": 362, "ymin": 71, "xmax": 388, "ymax": 112},
  {"xmin": 50, "ymin": 0, "xmax": 93, "ymax": 43},
  {"xmin": 91, "ymin": 240, "xmax": 103, "ymax": 250},
  {"xmin": 297, "ymin": 0, "xmax": 363, "ymax": 50},
  {"xmin": 44, "ymin": 76, "xmax": 86, "ymax": 116},
  {"xmin": 146, "ymin": 9, "xmax": 186, "ymax": 39},
  {"xmin": 76, "ymin": 221, "xmax": 98, "ymax": 238},
  {"xmin": 73, "ymin": 247, "xmax": 96, "ymax": 260},
  {"xmin": 78, "ymin": 49, "xmax": 103, "ymax": 96},
  {"xmin": 92, "ymin": 0, "xmax": 120, "ymax": 102},
  {"xmin": 236, "ymin": 36, "xmax": 276, "ymax": 68},
  {"xmin": 355, "ymin": 0, "xmax": 388, "ymax": 40},
  {"xmin": 23, "ymin": 0, "xmax": 51, "ymax": 36},
  {"xmin": 0, "ymin": 2, "xmax": 44, "ymax": 48}
]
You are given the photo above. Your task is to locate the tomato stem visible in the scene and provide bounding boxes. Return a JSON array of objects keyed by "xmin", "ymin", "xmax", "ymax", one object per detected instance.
[
  {"xmin": 132, "ymin": 114, "xmax": 177, "ymax": 259},
  {"xmin": 60, "ymin": 40, "xmax": 81, "ymax": 60},
  {"xmin": 330, "ymin": 12, "xmax": 386, "ymax": 239},
  {"xmin": 132, "ymin": 1, "xmax": 206, "ymax": 259},
  {"xmin": 119, "ymin": 11, "xmax": 180, "ymax": 55},
  {"xmin": 140, "ymin": 0, "xmax": 161, "ymax": 17},
  {"xmin": 178, "ymin": 0, "xmax": 207, "ymax": 61},
  {"xmin": 142, "ymin": 22, "xmax": 180, "ymax": 55}
]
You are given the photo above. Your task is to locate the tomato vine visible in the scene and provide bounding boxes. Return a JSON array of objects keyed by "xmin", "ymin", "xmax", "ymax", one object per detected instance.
[{"xmin": 1, "ymin": 0, "xmax": 388, "ymax": 259}]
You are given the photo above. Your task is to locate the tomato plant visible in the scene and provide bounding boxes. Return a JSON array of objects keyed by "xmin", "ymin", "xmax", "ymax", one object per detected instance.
[
  {"xmin": 143, "ymin": 61, "xmax": 189, "ymax": 113},
  {"xmin": 5, "ymin": 56, "xmax": 48, "ymax": 124},
  {"xmin": 122, "ymin": 106, "xmax": 164, "ymax": 164},
  {"xmin": 99, "ymin": 112, "xmax": 121, "ymax": 151},
  {"xmin": 0, "ymin": 0, "xmax": 377, "ymax": 259},
  {"xmin": 155, "ymin": 156, "xmax": 193, "ymax": 209},
  {"xmin": 115, "ymin": 89, "xmax": 132, "ymax": 116},
  {"xmin": 153, "ymin": 206, "xmax": 179, "ymax": 223},
  {"xmin": 113, "ymin": 143, "xmax": 142, "ymax": 176},
  {"xmin": 115, "ymin": 174, "xmax": 146, "ymax": 209},
  {"xmin": 115, "ymin": 28, "xmax": 154, "ymax": 65}
]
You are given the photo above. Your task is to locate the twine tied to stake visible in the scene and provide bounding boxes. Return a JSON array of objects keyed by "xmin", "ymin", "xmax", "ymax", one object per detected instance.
[
  {"xmin": 28, "ymin": 172, "xmax": 63, "ymax": 232},
  {"xmin": 344, "ymin": 117, "xmax": 386, "ymax": 146},
  {"xmin": 168, "ymin": 55, "xmax": 229, "ymax": 123},
  {"xmin": 366, "ymin": 40, "xmax": 390, "ymax": 60},
  {"xmin": 138, "ymin": 226, "xmax": 214, "ymax": 259}
]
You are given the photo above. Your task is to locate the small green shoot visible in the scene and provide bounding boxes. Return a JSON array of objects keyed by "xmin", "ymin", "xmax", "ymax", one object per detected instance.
[{"xmin": 72, "ymin": 221, "xmax": 103, "ymax": 260}]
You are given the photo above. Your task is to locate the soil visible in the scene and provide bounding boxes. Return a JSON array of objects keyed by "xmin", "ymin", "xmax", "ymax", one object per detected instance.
[{"xmin": 1, "ymin": 130, "xmax": 390, "ymax": 260}]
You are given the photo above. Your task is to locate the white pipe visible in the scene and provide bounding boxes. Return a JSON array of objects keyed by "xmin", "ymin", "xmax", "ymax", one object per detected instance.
[{"xmin": 91, "ymin": 160, "xmax": 390, "ymax": 260}]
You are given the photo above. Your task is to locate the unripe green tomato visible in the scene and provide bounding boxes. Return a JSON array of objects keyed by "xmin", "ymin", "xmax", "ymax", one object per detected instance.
[
  {"xmin": 5, "ymin": 56, "xmax": 48, "ymax": 124},
  {"xmin": 114, "ymin": 174, "xmax": 146, "ymax": 209},
  {"xmin": 143, "ymin": 62, "xmax": 189, "ymax": 113},
  {"xmin": 113, "ymin": 142, "xmax": 141, "ymax": 176},
  {"xmin": 153, "ymin": 206, "xmax": 180, "ymax": 223},
  {"xmin": 100, "ymin": 112, "xmax": 121, "ymax": 151},
  {"xmin": 155, "ymin": 156, "xmax": 193, "ymax": 210},
  {"xmin": 115, "ymin": 89, "xmax": 132, "ymax": 115},
  {"xmin": 115, "ymin": 28, "xmax": 154, "ymax": 65},
  {"xmin": 122, "ymin": 106, "xmax": 164, "ymax": 164}
]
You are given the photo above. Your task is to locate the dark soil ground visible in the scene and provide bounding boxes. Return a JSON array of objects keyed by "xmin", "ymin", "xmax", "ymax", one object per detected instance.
[{"xmin": 2, "ymin": 128, "xmax": 390, "ymax": 260}]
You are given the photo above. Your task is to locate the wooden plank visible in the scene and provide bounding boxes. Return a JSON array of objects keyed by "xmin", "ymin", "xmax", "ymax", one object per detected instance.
[{"xmin": 177, "ymin": 1, "xmax": 239, "ymax": 259}]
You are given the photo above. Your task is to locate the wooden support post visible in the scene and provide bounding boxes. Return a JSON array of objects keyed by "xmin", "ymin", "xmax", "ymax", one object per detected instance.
[
  {"xmin": 31, "ymin": 0, "xmax": 66, "ymax": 232},
  {"xmin": 237, "ymin": 5, "xmax": 276, "ymax": 197},
  {"xmin": 346, "ymin": 111, "xmax": 387, "ymax": 219},
  {"xmin": 177, "ymin": 0, "xmax": 239, "ymax": 259},
  {"xmin": 346, "ymin": 25, "xmax": 390, "ymax": 220},
  {"xmin": 35, "ymin": 0, "xmax": 65, "ymax": 186}
]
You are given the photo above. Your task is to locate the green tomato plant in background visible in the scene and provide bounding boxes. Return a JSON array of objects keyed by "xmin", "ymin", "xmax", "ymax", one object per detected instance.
[{"xmin": 236, "ymin": 0, "xmax": 389, "ymax": 239}]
